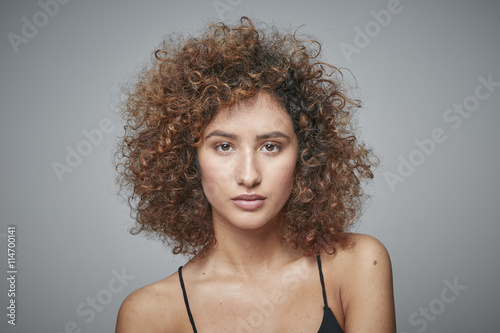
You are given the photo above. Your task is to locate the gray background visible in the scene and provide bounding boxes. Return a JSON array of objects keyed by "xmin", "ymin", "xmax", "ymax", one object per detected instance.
[{"xmin": 1, "ymin": 0, "xmax": 499, "ymax": 332}]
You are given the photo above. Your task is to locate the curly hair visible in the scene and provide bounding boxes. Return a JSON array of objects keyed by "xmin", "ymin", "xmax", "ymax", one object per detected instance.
[{"xmin": 115, "ymin": 17, "xmax": 377, "ymax": 257}]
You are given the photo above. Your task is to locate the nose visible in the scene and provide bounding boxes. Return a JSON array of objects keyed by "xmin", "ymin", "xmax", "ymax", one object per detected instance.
[{"xmin": 236, "ymin": 149, "xmax": 262, "ymax": 187}]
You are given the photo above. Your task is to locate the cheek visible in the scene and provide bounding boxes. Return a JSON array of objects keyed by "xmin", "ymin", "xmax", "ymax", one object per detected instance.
[
  {"xmin": 199, "ymin": 154, "xmax": 231, "ymax": 203},
  {"xmin": 273, "ymin": 156, "xmax": 297, "ymax": 195}
]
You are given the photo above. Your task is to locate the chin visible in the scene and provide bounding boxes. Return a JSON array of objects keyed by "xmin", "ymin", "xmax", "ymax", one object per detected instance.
[{"xmin": 216, "ymin": 211, "xmax": 281, "ymax": 231}]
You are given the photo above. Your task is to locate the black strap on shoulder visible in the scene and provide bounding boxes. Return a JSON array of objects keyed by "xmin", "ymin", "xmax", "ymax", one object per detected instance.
[
  {"xmin": 178, "ymin": 266, "xmax": 198, "ymax": 333},
  {"xmin": 317, "ymin": 254, "xmax": 329, "ymax": 308}
]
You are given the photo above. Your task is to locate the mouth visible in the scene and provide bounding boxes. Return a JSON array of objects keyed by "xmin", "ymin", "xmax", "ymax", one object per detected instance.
[{"xmin": 231, "ymin": 194, "xmax": 266, "ymax": 210}]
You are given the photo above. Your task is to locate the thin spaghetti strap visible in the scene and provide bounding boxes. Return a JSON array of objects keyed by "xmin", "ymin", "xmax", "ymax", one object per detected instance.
[
  {"xmin": 316, "ymin": 254, "xmax": 329, "ymax": 308},
  {"xmin": 178, "ymin": 266, "xmax": 198, "ymax": 333}
]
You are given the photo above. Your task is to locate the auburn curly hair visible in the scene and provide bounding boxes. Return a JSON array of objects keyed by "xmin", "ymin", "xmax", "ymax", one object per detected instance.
[{"xmin": 116, "ymin": 17, "xmax": 377, "ymax": 257}]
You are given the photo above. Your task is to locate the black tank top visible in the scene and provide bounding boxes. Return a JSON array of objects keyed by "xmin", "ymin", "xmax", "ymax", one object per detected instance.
[{"xmin": 178, "ymin": 255, "xmax": 344, "ymax": 332}]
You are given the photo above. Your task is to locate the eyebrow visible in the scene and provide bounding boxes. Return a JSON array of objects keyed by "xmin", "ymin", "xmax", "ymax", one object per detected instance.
[
  {"xmin": 256, "ymin": 131, "xmax": 291, "ymax": 141},
  {"xmin": 204, "ymin": 131, "xmax": 238, "ymax": 140},
  {"xmin": 204, "ymin": 130, "xmax": 291, "ymax": 141}
]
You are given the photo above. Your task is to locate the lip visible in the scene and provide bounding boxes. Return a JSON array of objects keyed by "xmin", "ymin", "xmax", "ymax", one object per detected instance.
[{"xmin": 231, "ymin": 194, "xmax": 266, "ymax": 210}]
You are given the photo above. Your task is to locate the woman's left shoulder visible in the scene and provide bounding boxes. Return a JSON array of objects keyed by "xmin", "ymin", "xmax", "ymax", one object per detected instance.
[
  {"xmin": 321, "ymin": 233, "xmax": 394, "ymax": 299},
  {"xmin": 346, "ymin": 233, "xmax": 391, "ymax": 262},
  {"xmin": 325, "ymin": 233, "xmax": 396, "ymax": 331},
  {"xmin": 326, "ymin": 233, "xmax": 391, "ymax": 269}
]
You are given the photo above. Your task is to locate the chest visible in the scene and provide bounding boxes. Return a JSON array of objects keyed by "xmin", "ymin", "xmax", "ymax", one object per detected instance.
[{"xmin": 181, "ymin": 270, "xmax": 332, "ymax": 332}]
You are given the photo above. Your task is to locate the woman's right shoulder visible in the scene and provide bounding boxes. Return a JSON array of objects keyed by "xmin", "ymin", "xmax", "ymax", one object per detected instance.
[{"xmin": 115, "ymin": 269, "xmax": 188, "ymax": 333}]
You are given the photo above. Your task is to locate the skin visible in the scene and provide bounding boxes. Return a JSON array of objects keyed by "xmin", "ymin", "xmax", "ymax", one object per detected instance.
[{"xmin": 116, "ymin": 93, "xmax": 396, "ymax": 332}]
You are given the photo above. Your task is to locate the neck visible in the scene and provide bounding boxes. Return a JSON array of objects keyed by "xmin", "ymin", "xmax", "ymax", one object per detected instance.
[{"xmin": 202, "ymin": 215, "xmax": 302, "ymax": 278}]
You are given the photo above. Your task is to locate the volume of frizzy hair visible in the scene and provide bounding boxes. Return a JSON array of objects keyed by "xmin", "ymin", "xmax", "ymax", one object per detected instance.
[{"xmin": 115, "ymin": 17, "xmax": 377, "ymax": 257}]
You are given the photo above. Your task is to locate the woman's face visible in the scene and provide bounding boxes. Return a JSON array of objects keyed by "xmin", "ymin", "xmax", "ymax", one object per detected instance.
[{"xmin": 197, "ymin": 93, "xmax": 298, "ymax": 232}]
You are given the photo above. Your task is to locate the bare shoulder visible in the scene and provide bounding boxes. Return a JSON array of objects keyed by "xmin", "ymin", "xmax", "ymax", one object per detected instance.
[
  {"xmin": 115, "ymin": 271, "xmax": 187, "ymax": 333},
  {"xmin": 334, "ymin": 233, "xmax": 393, "ymax": 292},
  {"xmin": 322, "ymin": 233, "xmax": 391, "ymax": 269},
  {"xmin": 341, "ymin": 233, "xmax": 391, "ymax": 267},
  {"xmin": 326, "ymin": 233, "xmax": 396, "ymax": 332}
]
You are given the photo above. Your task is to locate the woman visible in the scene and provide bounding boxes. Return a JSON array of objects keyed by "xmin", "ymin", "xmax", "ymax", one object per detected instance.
[{"xmin": 115, "ymin": 17, "xmax": 395, "ymax": 332}]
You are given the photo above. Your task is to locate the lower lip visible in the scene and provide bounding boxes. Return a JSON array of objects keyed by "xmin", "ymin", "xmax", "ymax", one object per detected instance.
[{"xmin": 232, "ymin": 199, "xmax": 265, "ymax": 210}]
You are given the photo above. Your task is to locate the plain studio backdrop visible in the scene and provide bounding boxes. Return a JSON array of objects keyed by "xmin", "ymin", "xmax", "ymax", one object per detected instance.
[{"xmin": 1, "ymin": 0, "xmax": 499, "ymax": 332}]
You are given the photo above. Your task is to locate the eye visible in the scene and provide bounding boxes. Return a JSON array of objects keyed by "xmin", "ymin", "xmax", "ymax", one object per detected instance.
[
  {"xmin": 214, "ymin": 143, "xmax": 234, "ymax": 153},
  {"xmin": 262, "ymin": 143, "xmax": 280, "ymax": 153}
]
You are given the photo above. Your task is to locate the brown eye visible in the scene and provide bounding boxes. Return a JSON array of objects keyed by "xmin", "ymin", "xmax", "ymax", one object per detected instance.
[
  {"xmin": 263, "ymin": 144, "xmax": 279, "ymax": 152},
  {"xmin": 215, "ymin": 143, "xmax": 233, "ymax": 153}
]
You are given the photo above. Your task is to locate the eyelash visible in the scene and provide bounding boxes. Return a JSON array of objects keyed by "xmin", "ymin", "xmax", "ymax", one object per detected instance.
[
  {"xmin": 214, "ymin": 143, "xmax": 234, "ymax": 153},
  {"xmin": 212, "ymin": 143, "xmax": 281, "ymax": 154},
  {"xmin": 262, "ymin": 143, "xmax": 280, "ymax": 153}
]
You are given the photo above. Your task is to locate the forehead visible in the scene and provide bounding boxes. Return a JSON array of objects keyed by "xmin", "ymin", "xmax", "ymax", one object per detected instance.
[{"xmin": 204, "ymin": 93, "xmax": 294, "ymax": 134}]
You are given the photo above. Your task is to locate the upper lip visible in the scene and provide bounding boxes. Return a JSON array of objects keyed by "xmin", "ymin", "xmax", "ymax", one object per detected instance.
[{"xmin": 231, "ymin": 194, "xmax": 266, "ymax": 200}]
